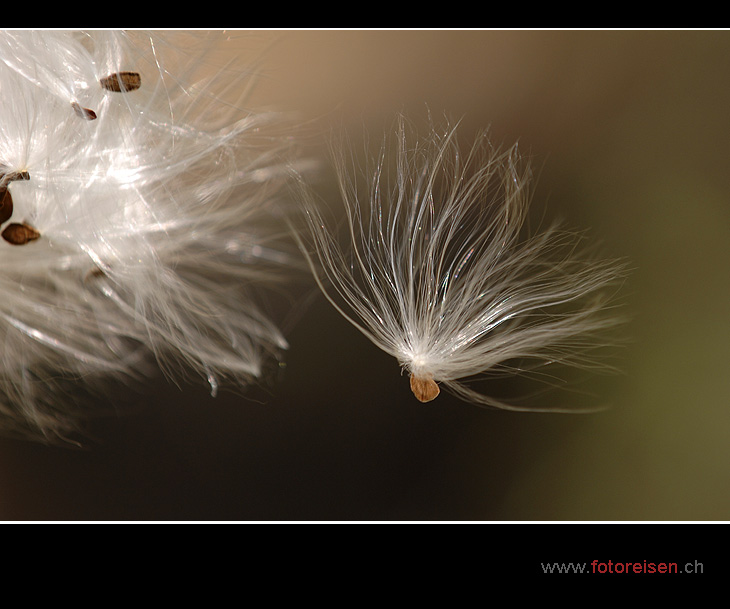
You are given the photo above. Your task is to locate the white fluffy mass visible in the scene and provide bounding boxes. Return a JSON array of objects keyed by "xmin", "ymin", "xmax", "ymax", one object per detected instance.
[
  {"xmin": 296, "ymin": 115, "xmax": 626, "ymax": 411},
  {"xmin": 0, "ymin": 31, "xmax": 295, "ymax": 440}
]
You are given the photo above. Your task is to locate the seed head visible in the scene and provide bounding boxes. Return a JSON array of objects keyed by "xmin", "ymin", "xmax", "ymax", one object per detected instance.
[{"xmin": 0, "ymin": 31, "xmax": 296, "ymax": 441}]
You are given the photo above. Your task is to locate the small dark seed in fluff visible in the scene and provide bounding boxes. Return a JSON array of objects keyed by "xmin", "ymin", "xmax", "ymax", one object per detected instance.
[
  {"xmin": 100, "ymin": 71, "xmax": 141, "ymax": 93},
  {"xmin": 71, "ymin": 102, "xmax": 97, "ymax": 120},
  {"xmin": 2, "ymin": 222, "xmax": 40, "ymax": 245},
  {"xmin": 0, "ymin": 188, "xmax": 13, "ymax": 224}
]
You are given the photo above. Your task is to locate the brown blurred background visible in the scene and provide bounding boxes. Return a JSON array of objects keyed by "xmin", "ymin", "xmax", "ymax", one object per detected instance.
[{"xmin": 1, "ymin": 30, "xmax": 728, "ymax": 521}]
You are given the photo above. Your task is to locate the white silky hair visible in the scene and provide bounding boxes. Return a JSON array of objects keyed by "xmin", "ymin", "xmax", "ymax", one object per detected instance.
[
  {"xmin": 0, "ymin": 31, "xmax": 296, "ymax": 440},
  {"xmin": 296, "ymin": 114, "xmax": 627, "ymax": 411}
]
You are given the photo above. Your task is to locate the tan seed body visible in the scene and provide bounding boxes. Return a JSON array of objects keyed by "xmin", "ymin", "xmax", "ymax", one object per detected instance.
[{"xmin": 410, "ymin": 374, "xmax": 440, "ymax": 403}]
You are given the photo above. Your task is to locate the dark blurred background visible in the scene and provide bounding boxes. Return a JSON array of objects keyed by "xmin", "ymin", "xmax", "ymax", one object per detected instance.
[{"xmin": 1, "ymin": 30, "xmax": 728, "ymax": 521}]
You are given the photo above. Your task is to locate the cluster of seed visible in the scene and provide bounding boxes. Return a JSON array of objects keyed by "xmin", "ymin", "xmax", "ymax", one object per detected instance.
[
  {"xmin": 0, "ymin": 72, "xmax": 142, "ymax": 247},
  {"xmin": 73, "ymin": 71, "xmax": 142, "ymax": 121}
]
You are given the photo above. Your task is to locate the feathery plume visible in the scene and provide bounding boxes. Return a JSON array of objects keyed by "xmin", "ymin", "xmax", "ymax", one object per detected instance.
[{"xmin": 296, "ymin": 115, "xmax": 626, "ymax": 411}]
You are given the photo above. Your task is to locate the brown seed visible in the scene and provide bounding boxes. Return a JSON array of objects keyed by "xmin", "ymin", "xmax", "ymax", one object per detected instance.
[
  {"xmin": 2, "ymin": 222, "xmax": 40, "ymax": 246},
  {"xmin": 0, "ymin": 188, "xmax": 13, "ymax": 224},
  {"xmin": 100, "ymin": 71, "xmax": 141, "ymax": 93},
  {"xmin": 0, "ymin": 166, "xmax": 30, "ymax": 182},
  {"xmin": 84, "ymin": 266, "xmax": 108, "ymax": 282},
  {"xmin": 410, "ymin": 374, "xmax": 440, "ymax": 403},
  {"xmin": 71, "ymin": 102, "xmax": 97, "ymax": 120}
]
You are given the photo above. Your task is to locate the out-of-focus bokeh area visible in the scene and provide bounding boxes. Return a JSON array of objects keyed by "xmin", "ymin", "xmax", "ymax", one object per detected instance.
[{"xmin": 1, "ymin": 30, "xmax": 729, "ymax": 521}]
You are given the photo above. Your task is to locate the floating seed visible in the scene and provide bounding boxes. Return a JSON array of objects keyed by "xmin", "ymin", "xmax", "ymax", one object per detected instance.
[
  {"xmin": 0, "ymin": 188, "xmax": 13, "ymax": 224},
  {"xmin": 2, "ymin": 222, "xmax": 40, "ymax": 246},
  {"xmin": 100, "ymin": 71, "xmax": 141, "ymax": 93},
  {"xmin": 410, "ymin": 374, "xmax": 440, "ymax": 403},
  {"xmin": 71, "ymin": 102, "xmax": 97, "ymax": 120}
]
